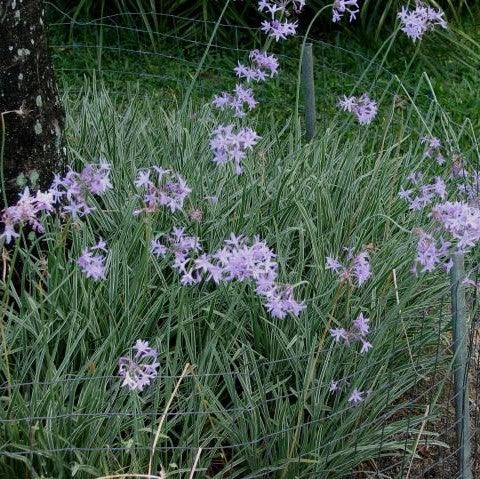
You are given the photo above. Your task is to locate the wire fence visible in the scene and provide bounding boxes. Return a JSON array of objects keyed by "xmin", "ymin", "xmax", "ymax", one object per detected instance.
[
  {"xmin": 2, "ymin": 289, "xmax": 478, "ymax": 478},
  {"xmin": 45, "ymin": 1, "xmax": 437, "ymax": 117},
  {"xmin": 1, "ymin": 4, "xmax": 479, "ymax": 479}
]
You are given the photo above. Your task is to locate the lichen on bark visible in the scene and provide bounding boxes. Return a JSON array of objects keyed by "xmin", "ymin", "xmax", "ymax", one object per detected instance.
[{"xmin": 0, "ymin": 0, "xmax": 66, "ymax": 207}]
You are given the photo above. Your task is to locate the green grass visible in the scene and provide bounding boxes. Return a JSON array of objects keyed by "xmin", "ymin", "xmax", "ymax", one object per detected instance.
[
  {"xmin": 0, "ymin": 81, "xmax": 471, "ymax": 478},
  {"xmin": 47, "ymin": 8, "xmax": 480, "ymax": 129}
]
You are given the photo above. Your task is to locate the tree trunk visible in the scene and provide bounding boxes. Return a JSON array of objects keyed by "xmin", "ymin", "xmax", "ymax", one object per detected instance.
[{"xmin": 0, "ymin": 0, "xmax": 66, "ymax": 207}]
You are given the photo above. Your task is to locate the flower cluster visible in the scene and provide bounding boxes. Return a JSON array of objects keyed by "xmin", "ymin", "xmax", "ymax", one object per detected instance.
[
  {"xmin": 326, "ymin": 248, "xmax": 372, "ymax": 287},
  {"xmin": 458, "ymin": 170, "xmax": 480, "ymax": 202},
  {"xmin": 210, "ymin": 1, "xmax": 305, "ymax": 174},
  {"xmin": 398, "ymin": 1, "xmax": 447, "ymax": 41},
  {"xmin": 332, "ymin": 0, "xmax": 359, "ymax": 23},
  {"xmin": 260, "ymin": 19, "xmax": 298, "ymax": 41},
  {"xmin": 421, "ymin": 136, "xmax": 445, "ymax": 165},
  {"xmin": 49, "ymin": 160, "xmax": 112, "ymax": 217},
  {"xmin": 210, "ymin": 125, "xmax": 260, "ymax": 175},
  {"xmin": 399, "ymin": 175, "xmax": 447, "ymax": 211},
  {"xmin": 235, "ymin": 50, "xmax": 279, "ymax": 83},
  {"xmin": 338, "ymin": 94, "xmax": 378, "ymax": 125},
  {"xmin": 1, "ymin": 188, "xmax": 54, "ymax": 244},
  {"xmin": 134, "ymin": 167, "xmax": 191, "ymax": 214},
  {"xmin": 401, "ymin": 134, "xmax": 480, "ymax": 274},
  {"xmin": 258, "ymin": 0, "xmax": 306, "ymax": 15},
  {"xmin": 150, "ymin": 227, "xmax": 202, "ymax": 283},
  {"xmin": 330, "ymin": 312, "xmax": 372, "ymax": 354},
  {"xmin": 213, "ymin": 84, "xmax": 257, "ymax": 118},
  {"xmin": 118, "ymin": 340, "xmax": 159, "ymax": 392},
  {"xmin": 413, "ymin": 230, "xmax": 451, "ymax": 274},
  {"xmin": 258, "ymin": 1, "xmax": 305, "ymax": 41},
  {"xmin": 77, "ymin": 240, "xmax": 108, "ymax": 281},
  {"xmin": 329, "ymin": 380, "xmax": 368, "ymax": 406},
  {"xmin": 431, "ymin": 201, "xmax": 480, "ymax": 252},
  {"xmin": 151, "ymin": 229, "xmax": 305, "ymax": 319}
]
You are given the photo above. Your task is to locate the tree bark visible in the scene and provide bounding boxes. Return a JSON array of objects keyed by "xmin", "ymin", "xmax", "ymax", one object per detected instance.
[{"xmin": 0, "ymin": 0, "xmax": 66, "ymax": 207}]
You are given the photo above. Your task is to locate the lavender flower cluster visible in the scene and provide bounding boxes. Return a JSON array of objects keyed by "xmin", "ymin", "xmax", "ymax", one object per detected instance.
[
  {"xmin": 258, "ymin": 0, "xmax": 305, "ymax": 41},
  {"xmin": 330, "ymin": 313, "xmax": 372, "ymax": 354},
  {"xmin": 0, "ymin": 188, "xmax": 54, "ymax": 244},
  {"xmin": 50, "ymin": 159, "xmax": 112, "ymax": 217},
  {"xmin": 338, "ymin": 94, "xmax": 378, "ymax": 125},
  {"xmin": 326, "ymin": 248, "xmax": 372, "ymax": 287},
  {"xmin": 414, "ymin": 230, "xmax": 451, "ymax": 273},
  {"xmin": 327, "ymin": 247, "xmax": 373, "ymax": 404},
  {"xmin": 431, "ymin": 202, "xmax": 480, "ymax": 252},
  {"xmin": 209, "ymin": 0, "xmax": 307, "ymax": 174},
  {"xmin": 1, "ymin": 161, "xmax": 112, "ymax": 244},
  {"xmin": 235, "ymin": 50, "xmax": 279, "ymax": 83},
  {"xmin": 332, "ymin": 0, "xmax": 359, "ymax": 23},
  {"xmin": 398, "ymin": 1, "xmax": 447, "ymax": 41},
  {"xmin": 133, "ymin": 167, "xmax": 191, "ymax": 214},
  {"xmin": 399, "ymin": 175, "xmax": 447, "ymax": 211},
  {"xmin": 77, "ymin": 240, "xmax": 108, "ymax": 281},
  {"xmin": 421, "ymin": 136, "xmax": 445, "ymax": 165},
  {"xmin": 118, "ymin": 340, "xmax": 160, "ymax": 391},
  {"xmin": 213, "ymin": 84, "xmax": 257, "ymax": 118},
  {"xmin": 151, "ymin": 228, "xmax": 305, "ymax": 319},
  {"xmin": 399, "ymin": 136, "xmax": 480, "ymax": 274},
  {"xmin": 210, "ymin": 125, "xmax": 260, "ymax": 175}
]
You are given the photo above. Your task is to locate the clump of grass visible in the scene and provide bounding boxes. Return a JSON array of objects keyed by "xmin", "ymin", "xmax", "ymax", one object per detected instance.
[{"xmin": 0, "ymin": 81, "xmax": 466, "ymax": 477}]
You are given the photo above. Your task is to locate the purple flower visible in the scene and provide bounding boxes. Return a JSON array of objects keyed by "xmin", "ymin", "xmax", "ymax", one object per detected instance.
[
  {"xmin": 77, "ymin": 241, "xmax": 108, "ymax": 281},
  {"xmin": 332, "ymin": 0, "xmax": 359, "ymax": 23},
  {"xmin": 260, "ymin": 19, "xmax": 298, "ymax": 41},
  {"xmin": 431, "ymin": 201, "xmax": 480, "ymax": 252},
  {"xmin": 150, "ymin": 229, "xmax": 304, "ymax": 319},
  {"xmin": 352, "ymin": 251, "xmax": 371, "ymax": 286},
  {"xmin": 329, "ymin": 380, "xmax": 340, "ymax": 393},
  {"xmin": 258, "ymin": 0, "xmax": 305, "ymax": 15},
  {"xmin": 352, "ymin": 312, "xmax": 369, "ymax": 336},
  {"xmin": 263, "ymin": 284, "xmax": 306, "ymax": 319},
  {"xmin": 118, "ymin": 340, "xmax": 159, "ymax": 392},
  {"xmin": 330, "ymin": 328, "xmax": 348, "ymax": 342},
  {"xmin": 421, "ymin": 136, "xmax": 441, "ymax": 158},
  {"xmin": 413, "ymin": 230, "xmax": 450, "ymax": 273},
  {"xmin": 330, "ymin": 312, "xmax": 373, "ymax": 354},
  {"xmin": 399, "ymin": 187, "xmax": 412, "ymax": 201},
  {"xmin": 0, "ymin": 187, "xmax": 55, "ymax": 244},
  {"xmin": 325, "ymin": 256, "xmax": 342, "ymax": 273},
  {"xmin": 210, "ymin": 125, "xmax": 260, "ymax": 175},
  {"xmin": 79, "ymin": 159, "xmax": 112, "ymax": 195},
  {"xmin": 338, "ymin": 94, "xmax": 377, "ymax": 125},
  {"xmin": 48, "ymin": 161, "xmax": 112, "ymax": 218},
  {"xmin": 326, "ymin": 248, "xmax": 372, "ymax": 288},
  {"xmin": 235, "ymin": 50, "xmax": 279, "ymax": 83},
  {"xmin": 213, "ymin": 84, "xmax": 257, "ymax": 118},
  {"xmin": 134, "ymin": 167, "xmax": 191, "ymax": 214},
  {"xmin": 150, "ymin": 238, "xmax": 168, "ymax": 258},
  {"xmin": 398, "ymin": 1, "xmax": 447, "ymax": 41},
  {"xmin": 348, "ymin": 388, "xmax": 364, "ymax": 404},
  {"xmin": 400, "ymin": 174, "xmax": 447, "ymax": 211},
  {"xmin": 360, "ymin": 339, "xmax": 373, "ymax": 354}
]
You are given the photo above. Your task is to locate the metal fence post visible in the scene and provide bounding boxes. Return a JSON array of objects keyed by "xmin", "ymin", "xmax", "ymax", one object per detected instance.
[
  {"xmin": 450, "ymin": 253, "xmax": 472, "ymax": 479},
  {"xmin": 301, "ymin": 42, "xmax": 316, "ymax": 142}
]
